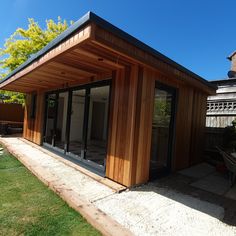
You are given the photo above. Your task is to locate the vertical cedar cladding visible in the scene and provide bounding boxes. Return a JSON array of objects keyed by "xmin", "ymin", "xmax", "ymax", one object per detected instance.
[
  {"xmin": 23, "ymin": 92, "xmax": 44, "ymax": 145},
  {"xmin": 106, "ymin": 65, "xmax": 139, "ymax": 186}
]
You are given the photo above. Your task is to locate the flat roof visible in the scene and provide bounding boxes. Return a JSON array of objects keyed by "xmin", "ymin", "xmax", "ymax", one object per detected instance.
[
  {"xmin": 210, "ymin": 78, "xmax": 236, "ymax": 86},
  {"xmin": 0, "ymin": 11, "xmax": 214, "ymax": 89}
]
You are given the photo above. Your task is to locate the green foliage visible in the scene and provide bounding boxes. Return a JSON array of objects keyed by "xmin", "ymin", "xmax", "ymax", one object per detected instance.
[
  {"xmin": 223, "ymin": 119, "xmax": 236, "ymax": 152},
  {"xmin": 153, "ymin": 98, "xmax": 171, "ymax": 127},
  {"xmin": 0, "ymin": 17, "xmax": 72, "ymax": 104},
  {"xmin": 0, "ymin": 90, "xmax": 25, "ymax": 104}
]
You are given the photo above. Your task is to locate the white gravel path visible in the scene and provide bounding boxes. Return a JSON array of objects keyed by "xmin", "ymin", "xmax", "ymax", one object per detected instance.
[{"xmin": 95, "ymin": 185, "xmax": 236, "ymax": 236}]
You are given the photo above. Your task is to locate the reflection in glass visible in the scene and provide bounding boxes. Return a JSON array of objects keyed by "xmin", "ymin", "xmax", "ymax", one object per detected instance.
[
  {"xmin": 43, "ymin": 82, "xmax": 111, "ymax": 170},
  {"xmin": 150, "ymin": 87, "xmax": 174, "ymax": 177},
  {"xmin": 68, "ymin": 89, "xmax": 86, "ymax": 158},
  {"xmin": 44, "ymin": 93, "xmax": 57, "ymax": 145},
  {"xmin": 86, "ymin": 85, "xmax": 110, "ymax": 166},
  {"xmin": 54, "ymin": 92, "xmax": 68, "ymax": 151}
]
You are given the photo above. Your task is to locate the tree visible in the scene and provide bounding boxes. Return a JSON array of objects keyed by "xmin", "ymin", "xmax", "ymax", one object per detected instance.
[{"xmin": 0, "ymin": 17, "xmax": 72, "ymax": 104}]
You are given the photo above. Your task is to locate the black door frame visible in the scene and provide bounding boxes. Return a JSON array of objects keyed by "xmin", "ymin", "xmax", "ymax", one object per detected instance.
[
  {"xmin": 149, "ymin": 81, "xmax": 178, "ymax": 179},
  {"xmin": 43, "ymin": 79, "xmax": 112, "ymax": 174}
]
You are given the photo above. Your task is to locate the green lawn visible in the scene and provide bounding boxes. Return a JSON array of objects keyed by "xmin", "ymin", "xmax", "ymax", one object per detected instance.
[{"xmin": 0, "ymin": 149, "xmax": 101, "ymax": 236}]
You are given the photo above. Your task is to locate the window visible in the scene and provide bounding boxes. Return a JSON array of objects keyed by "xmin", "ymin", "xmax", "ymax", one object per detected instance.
[{"xmin": 30, "ymin": 94, "xmax": 37, "ymax": 119}]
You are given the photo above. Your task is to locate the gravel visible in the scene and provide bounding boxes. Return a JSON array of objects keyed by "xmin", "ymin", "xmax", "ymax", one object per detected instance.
[{"xmin": 94, "ymin": 184, "xmax": 236, "ymax": 236}]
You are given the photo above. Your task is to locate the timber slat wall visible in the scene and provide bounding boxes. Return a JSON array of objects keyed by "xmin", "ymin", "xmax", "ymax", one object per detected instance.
[
  {"xmin": 23, "ymin": 92, "xmax": 44, "ymax": 145},
  {"xmin": 131, "ymin": 67, "xmax": 155, "ymax": 185},
  {"xmin": 106, "ymin": 65, "xmax": 209, "ymax": 186},
  {"xmin": 174, "ymin": 86, "xmax": 193, "ymax": 169},
  {"xmin": 189, "ymin": 92, "xmax": 207, "ymax": 165},
  {"xmin": 174, "ymin": 88, "xmax": 207, "ymax": 169},
  {"xmin": 106, "ymin": 66, "xmax": 139, "ymax": 186}
]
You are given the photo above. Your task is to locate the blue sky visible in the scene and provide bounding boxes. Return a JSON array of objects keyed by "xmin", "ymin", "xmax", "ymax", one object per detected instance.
[{"xmin": 0, "ymin": 0, "xmax": 235, "ymax": 81}]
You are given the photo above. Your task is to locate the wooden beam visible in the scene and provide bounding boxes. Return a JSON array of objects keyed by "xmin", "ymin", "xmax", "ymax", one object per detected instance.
[
  {"xmin": 33, "ymin": 70, "xmax": 83, "ymax": 82},
  {"xmin": 29, "ymin": 72, "xmax": 75, "ymax": 84},
  {"xmin": 13, "ymin": 80, "xmax": 49, "ymax": 89},
  {"xmin": 3, "ymin": 84, "xmax": 32, "ymax": 93},
  {"xmin": 20, "ymin": 76, "xmax": 62, "ymax": 87},
  {"xmin": 48, "ymin": 61, "xmax": 96, "ymax": 77},
  {"xmin": 73, "ymin": 48, "xmax": 124, "ymax": 69},
  {"xmin": 57, "ymin": 53, "xmax": 111, "ymax": 74},
  {"xmin": 81, "ymin": 42, "xmax": 132, "ymax": 67},
  {"xmin": 38, "ymin": 67, "xmax": 85, "ymax": 81}
]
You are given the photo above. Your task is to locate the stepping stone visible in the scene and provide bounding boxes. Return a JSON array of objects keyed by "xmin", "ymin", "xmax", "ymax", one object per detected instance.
[
  {"xmin": 225, "ymin": 184, "xmax": 236, "ymax": 200},
  {"xmin": 191, "ymin": 172, "xmax": 230, "ymax": 195},
  {"xmin": 179, "ymin": 163, "xmax": 215, "ymax": 179}
]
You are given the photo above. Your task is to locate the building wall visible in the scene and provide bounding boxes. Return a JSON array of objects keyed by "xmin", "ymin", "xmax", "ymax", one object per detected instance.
[
  {"xmin": 23, "ymin": 92, "xmax": 45, "ymax": 145},
  {"xmin": 206, "ymin": 82, "xmax": 236, "ymax": 128},
  {"xmin": 106, "ymin": 66, "xmax": 140, "ymax": 186},
  {"xmin": 106, "ymin": 66, "xmax": 208, "ymax": 186},
  {"xmin": 23, "ymin": 66, "xmax": 209, "ymax": 187}
]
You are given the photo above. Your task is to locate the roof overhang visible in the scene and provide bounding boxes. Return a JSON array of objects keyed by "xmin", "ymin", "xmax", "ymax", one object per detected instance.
[{"xmin": 0, "ymin": 11, "xmax": 216, "ymax": 94}]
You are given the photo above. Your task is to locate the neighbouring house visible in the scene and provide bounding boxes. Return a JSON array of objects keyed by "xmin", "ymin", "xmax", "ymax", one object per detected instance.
[
  {"xmin": 206, "ymin": 51, "xmax": 236, "ymax": 128},
  {"xmin": 0, "ymin": 102, "xmax": 24, "ymax": 134},
  {"xmin": 0, "ymin": 12, "xmax": 215, "ymax": 187}
]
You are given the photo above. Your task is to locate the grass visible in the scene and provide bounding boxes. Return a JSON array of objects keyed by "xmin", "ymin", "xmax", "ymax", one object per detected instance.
[{"xmin": 0, "ymin": 148, "xmax": 101, "ymax": 236}]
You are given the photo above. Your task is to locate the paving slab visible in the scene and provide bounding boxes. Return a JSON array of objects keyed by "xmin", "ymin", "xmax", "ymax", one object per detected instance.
[
  {"xmin": 225, "ymin": 184, "xmax": 236, "ymax": 200},
  {"xmin": 191, "ymin": 172, "xmax": 230, "ymax": 195},
  {"xmin": 179, "ymin": 162, "xmax": 215, "ymax": 179}
]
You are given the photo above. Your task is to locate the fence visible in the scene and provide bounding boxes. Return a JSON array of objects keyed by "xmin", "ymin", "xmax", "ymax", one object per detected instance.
[
  {"xmin": 205, "ymin": 127, "xmax": 225, "ymax": 151},
  {"xmin": 0, "ymin": 103, "xmax": 24, "ymax": 122},
  {"xmin": 0, "ymin": 103, "xmax": 24, "ymax": 134},
  {"xmin": 206, "ymin": 116, "xmax": 236, "ymax": 128}
]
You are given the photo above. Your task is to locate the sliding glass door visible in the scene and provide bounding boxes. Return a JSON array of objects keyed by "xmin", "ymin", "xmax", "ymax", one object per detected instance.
[
  {"xmin": 54, "ymin": 92, "xmax": 69, "ymax": 151},
  {"xmin": 149, "ymin": 82, "xmax": 176, "ymax": 179},
  {"xmin": 67, "ymin": 89, "xmax": 86, "ymax": 158},
  {"xmin": 86, "ymin": 85, "xmax": 110, "ymax": 166},
  {"xmin": 44, "ymin": 93, "xmax": 57, "ymax": 146},
  {"xmin": 43, "ymin": 81, "xmax": 111, "ymax": 172}
]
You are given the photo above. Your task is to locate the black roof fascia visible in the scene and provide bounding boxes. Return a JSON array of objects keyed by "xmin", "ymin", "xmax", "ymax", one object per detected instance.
[
  {"xmin": 1, "ymin": 11, "xmax": 215, "ymax": 90},
  {"xmin": 210, "ymin": 78, "xmax": 236, "ymax": 86}
]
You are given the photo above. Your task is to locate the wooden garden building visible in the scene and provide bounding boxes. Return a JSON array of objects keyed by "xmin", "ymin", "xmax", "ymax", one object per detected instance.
[{"xmin": 0, "ymin": 12, "xmax": 216, "ymax": 187}]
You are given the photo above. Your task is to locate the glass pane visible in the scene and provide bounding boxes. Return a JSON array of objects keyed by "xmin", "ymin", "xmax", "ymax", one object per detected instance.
[
  {"xmin": 150, "ymin": 87, "xmax": 174, "ymax": 175},
  {"xmin": 68, "ymin": 89, "xmax": 86, "ymax": 157},
  {"xmin": 86, "ymin": 85, "xmax": 110, "ymax": 166},
  {"xmin": 54, "ymin": 92, "xmax": 68, "ymax": 150},
  {"xmin": 44, "ymin": 93, "xmax": 57, "ymax": 144}
]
